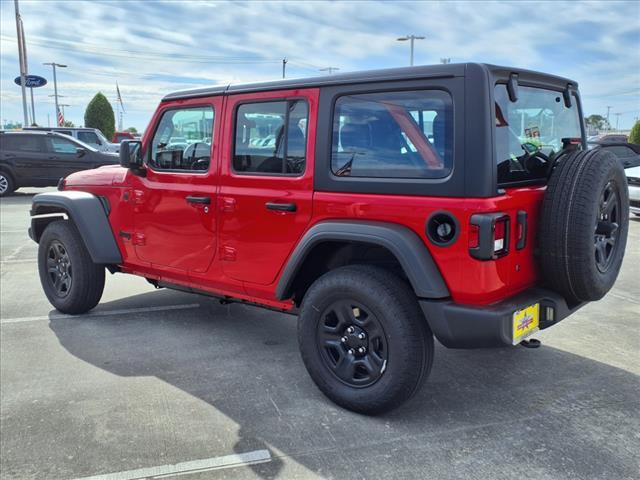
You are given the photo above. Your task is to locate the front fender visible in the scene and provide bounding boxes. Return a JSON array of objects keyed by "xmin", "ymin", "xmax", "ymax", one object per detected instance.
[{"xmin": 29, "ymin": 191, "xmax": 122, "ymax": 265}]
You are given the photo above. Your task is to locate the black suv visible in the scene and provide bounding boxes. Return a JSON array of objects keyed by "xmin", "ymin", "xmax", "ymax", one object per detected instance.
[{"xmin": 0, "ymin": 131, "xmax": 118, "ymax": 196}]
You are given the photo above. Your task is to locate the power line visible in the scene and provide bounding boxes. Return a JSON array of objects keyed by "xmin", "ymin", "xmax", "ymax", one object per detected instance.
[{"xmin": 1, "ymin": 34, "xmax": 318, "ymax": 67}]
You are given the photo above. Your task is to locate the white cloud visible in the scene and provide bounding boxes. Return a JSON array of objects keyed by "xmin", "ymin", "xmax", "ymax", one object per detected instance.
[{"xmin": 1, "ymin": 0, "xmax": 638, "ymax": 130}]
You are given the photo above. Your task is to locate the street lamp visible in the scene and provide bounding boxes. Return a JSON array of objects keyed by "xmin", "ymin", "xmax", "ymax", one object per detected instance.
[
  {"xmin": 43, "ymin": 62, "xmax": 67, "ymax": 125},
  {"xmin": 397, "ymin": 35, "xmax": 425, "ymax": 66}
]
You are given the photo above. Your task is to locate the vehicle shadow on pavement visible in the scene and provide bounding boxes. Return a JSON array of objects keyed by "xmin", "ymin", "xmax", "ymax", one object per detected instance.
[{"xmin": 48, "ymin": 289, "xmax": 639, "ymax": 479}]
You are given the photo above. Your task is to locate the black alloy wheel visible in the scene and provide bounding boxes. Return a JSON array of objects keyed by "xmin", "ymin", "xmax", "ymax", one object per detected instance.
[
  {"xmin": 46, "ymin": 240, "xmax": 73, "ymax": 297},
  {"xmin": 594, "ymin": 181, "xmax": 620, "ymax": 273},
  {"xmin": 317, "ymin": 299, "xmax": 388, "ymax": 388}
]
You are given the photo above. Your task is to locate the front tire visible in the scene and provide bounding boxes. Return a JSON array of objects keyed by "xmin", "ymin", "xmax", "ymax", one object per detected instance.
[
  {"xmin": 38, "ymin": 220, "xmax": 105, "ymax": 314},
  {"xmin": 298, "ymin": 265, "xmax": 433, "ymax": 414}
]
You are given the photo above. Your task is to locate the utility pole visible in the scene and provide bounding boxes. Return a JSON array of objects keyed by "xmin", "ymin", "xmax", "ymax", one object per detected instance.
[
  {"xmin": 319, "ymin": 67, "xmax": 340, "ymax": 74},
  {"xmin": 614, "ymin": 113, "xmax": 621, "ymax": 132},
  {"xmin": 282, "ymin": 58, "xmax": 287, "ymax": 79},
  {"xmin": 43, "ymin": 62, "xmax": 67, "ymax": 126},
  {"xmin": 14, "ymin": 0, "xmax": 29, "ymax": 127},
  {"xmin": 606, "ymin": 105, "xmax": 612, "ymax": 131},
  {"xmin": 397, "ymin": 34, "xmax": 425, "ymax": 66}
]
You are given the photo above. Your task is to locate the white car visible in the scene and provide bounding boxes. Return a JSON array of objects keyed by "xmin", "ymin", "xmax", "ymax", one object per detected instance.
[
  {"xmin": 24, "ymin": 127, "xmax": 119, "ymax": 153},
  {"xmin": 626, "ymin": 165, "xmax": 640, "ymax": 216}
]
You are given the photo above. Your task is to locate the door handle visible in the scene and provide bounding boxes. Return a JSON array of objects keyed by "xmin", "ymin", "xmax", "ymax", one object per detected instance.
[
  {"xmin": 265, "ymin": 202, "xmax": 297, "ymax": 212},
  {"xmin": 186, "ymin": 195, "xmax": 211, "ymax": 205}
]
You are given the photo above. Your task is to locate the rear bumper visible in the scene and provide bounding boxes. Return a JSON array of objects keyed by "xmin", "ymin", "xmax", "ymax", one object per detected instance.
[{"xmin": 420, "ymin": 288, "xmax": 584, "ymax": 348}]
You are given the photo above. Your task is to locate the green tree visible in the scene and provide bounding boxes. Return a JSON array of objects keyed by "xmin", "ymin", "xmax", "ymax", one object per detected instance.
[
  {"xmin": 126, "ymin": 126, "xmax": 138, "ymax": 133},
  {"xmin": 61, "ymin": 120, "xmax": 75, "ymax": 127},
  {"xmin": 629, "ymin": 120, "xmax": 640, "ymax": 145},
  {"xmin": 584, "ymin": 114, "xmax": 610, "ymax": 132},
  {"xmin": 84, "ymin": 92, "xmax": 115, "ymax": 140}
]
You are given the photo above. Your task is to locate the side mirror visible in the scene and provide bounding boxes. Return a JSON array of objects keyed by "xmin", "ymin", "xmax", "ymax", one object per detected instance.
[
  {"xmin": 119, "ymin": 140, "xmax": 145, "ymax": 173},
  {"xmin": 76, "ymin": 147, "xmax": 86, "ymax": 157}
]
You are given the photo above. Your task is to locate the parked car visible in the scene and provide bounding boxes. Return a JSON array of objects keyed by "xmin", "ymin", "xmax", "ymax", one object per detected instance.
[
  {"xmin": 0, "ymin": 131, "xmax": 118, "ymax": 196},
  {"xmin": 27, "ymin": 63, "xmax": 629, "ymax": 414},
  {"xmin": 626, "ymin": 165, "xmax": 640, "ymax": 216},
  {"xmin": 112, "ymin": 131, "xmax": 135, "ymax": 143},
  {"xmin": 594, "ymin": 143, "xmax": 640, "ymax": 169},
  {"xmin": 587, "ymin": 133, "xmax": 629, "ymax": 150},
  {"xmin": 24, "ymin": 127, "xmax": 119, "ymax": 153}
]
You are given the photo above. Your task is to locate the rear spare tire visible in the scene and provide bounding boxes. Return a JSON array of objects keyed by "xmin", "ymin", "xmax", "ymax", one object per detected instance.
[{"xmin": 539, "ymin": 149, "xmax": 629, "ymax": 303}]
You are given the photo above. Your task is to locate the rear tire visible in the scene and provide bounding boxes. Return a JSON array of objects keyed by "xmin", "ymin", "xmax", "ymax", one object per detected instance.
[
  {"xmin": 298, "ymin": 265, "xmax": 433, "ymax": 414},
  {"xmin": 0, "ymin": 171, "xmax": 16, "ymax": 197},
  {"xmin": 38, "ymin": 220, "xmax": 105, "ymax": 314},
  {"xmin": 539, "ymin": 149, "xmax": 629, "ymax": 303}
]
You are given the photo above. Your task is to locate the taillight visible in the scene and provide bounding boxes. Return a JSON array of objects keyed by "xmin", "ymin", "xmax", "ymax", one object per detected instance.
[
  {"xmin": 468, "ymin": 224, "xmax": 480, "ymax": 249},
  {"xmin": 492, "ymin": 216, "xmax": 509, "ymax": 257},
  {"xmin": 469, "ymin": 213, "xmax": 510, "ymax": 260}
]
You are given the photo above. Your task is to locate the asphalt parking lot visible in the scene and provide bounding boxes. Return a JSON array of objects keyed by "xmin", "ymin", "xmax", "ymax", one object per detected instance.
[{"xmin": 1, "ymin": 188, "xmax": 639, "ymax": 480}]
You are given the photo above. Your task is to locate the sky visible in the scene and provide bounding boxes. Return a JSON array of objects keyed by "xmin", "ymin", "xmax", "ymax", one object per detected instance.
[{"xmin": 1, "ymin": 0, "xmax": 639, "ymax": 132}]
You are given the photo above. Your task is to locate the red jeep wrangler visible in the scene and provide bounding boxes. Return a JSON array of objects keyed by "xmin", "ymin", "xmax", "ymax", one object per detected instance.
[{"xmin": 29, "ymin": 64, "xmax": 629, "ymax": 414}]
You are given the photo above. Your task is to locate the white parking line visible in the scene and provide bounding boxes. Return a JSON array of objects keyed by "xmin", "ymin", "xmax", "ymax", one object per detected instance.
[
  {"xmin": 71, "ymin": 449, "xmax": 272, "ymax": 480},
  {"xmin": 0, "ymin": 303, "xmax": 201, "ymax": 325},
  {"xmin": 0, "ymin": 258, "xmax": 37, "ymax": 264}
]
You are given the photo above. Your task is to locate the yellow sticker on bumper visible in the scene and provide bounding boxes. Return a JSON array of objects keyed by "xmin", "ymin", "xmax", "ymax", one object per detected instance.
[{"xmin": 512, "ymin": 303, "xmax": 540, "ymax": 345}]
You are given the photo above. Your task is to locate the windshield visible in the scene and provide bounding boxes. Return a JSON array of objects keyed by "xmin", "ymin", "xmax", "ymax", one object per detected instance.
[{"xmin": 495, "ymin": 84, "xmax": 582, "ymax": 185}]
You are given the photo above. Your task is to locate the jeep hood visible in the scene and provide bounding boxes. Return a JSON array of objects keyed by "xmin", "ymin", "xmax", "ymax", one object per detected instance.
[{"xmin": 65, "ymin": 165, "xmax": 128, "ymax": 186}]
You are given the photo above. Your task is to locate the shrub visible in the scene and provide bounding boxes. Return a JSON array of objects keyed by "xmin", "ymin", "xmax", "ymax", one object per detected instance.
[
  {"xmin": 84, "ymin": 93, "xmax": 115, "ymax": 140},
  {"xmin": 629, "ymin": 121, "xmax": 640, "ymax": 145}
]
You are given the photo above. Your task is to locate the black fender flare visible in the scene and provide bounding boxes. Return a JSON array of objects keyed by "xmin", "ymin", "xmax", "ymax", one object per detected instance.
[
  {"xmin": 276, "ymin": 220, "xmax": 450, "ymax": 300},
  {"xmin": 29, "ymin": 191, "xmax": 122, "ymax": 265}
]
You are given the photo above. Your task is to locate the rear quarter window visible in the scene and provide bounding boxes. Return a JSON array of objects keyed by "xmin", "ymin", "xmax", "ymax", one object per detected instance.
[
  {"xmin": 330, "ymin": 90, "xmax": 453, "ymax": 179},
  {"xmin": 1, "ymin": 135, "xmax": 44, "ymax": 152}
]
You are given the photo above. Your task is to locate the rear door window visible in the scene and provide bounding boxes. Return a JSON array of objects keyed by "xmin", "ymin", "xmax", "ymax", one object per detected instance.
[
  {"xmin": 330, "ymin": 90, "xmax": 452, "ymax": 178},
  {"xmin": 233, "ymin": 100, "xmax": 308, "ymax": 175}
]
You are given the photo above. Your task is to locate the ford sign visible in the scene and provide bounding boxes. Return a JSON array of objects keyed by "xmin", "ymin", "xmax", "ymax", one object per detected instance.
[{"xmin": 14, "ymin": 75, "xmax": 47, "ymax": 88}]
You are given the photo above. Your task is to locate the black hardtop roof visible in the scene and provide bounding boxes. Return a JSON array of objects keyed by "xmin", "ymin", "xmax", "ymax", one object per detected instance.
[{"xmin": 162, "ymin": 63, "xmax": 578, "ymax": 101}]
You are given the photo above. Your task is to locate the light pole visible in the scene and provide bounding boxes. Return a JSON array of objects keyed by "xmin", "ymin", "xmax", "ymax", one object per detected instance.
[
  {"xmin": 397, "ymin": 35, "xmax": 425, "ymax": 66},
  {"xmin": 14, "ymin": 0, "xmax": 29, "ymax": 127},
  {"xmin": 43, "ymin": 62, "xmax": 67, "ymax": 125},
  {"xmin": 319, "ymin": 67, "xmax": 340, "ymax": 74}
]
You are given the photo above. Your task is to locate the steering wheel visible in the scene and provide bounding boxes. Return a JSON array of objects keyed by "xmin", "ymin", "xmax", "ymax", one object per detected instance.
[
  {"xmin": 520, "ymin": 142, "xmax": 550, "ymax": 173},
  {"xmin": 192, "ymin": 158, "xmax": 209, "ymax": 171}
]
